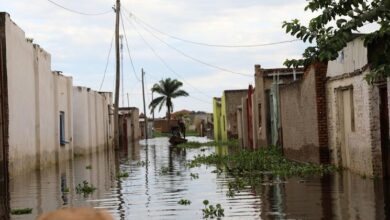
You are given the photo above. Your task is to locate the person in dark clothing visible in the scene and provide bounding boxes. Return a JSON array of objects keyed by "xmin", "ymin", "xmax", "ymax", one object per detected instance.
[{"xmin": 178, "ymin": 119, "xmax": 186, "ymax": 139}]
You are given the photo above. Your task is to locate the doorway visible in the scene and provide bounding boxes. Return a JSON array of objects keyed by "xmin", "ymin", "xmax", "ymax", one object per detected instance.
[
  {"xmin": 338, "ymin": 88, "xmax": 354, "ymax": 168},
  {"xmin": 379, "ymin": 86, "xmax": 390, "ymax": 178}
]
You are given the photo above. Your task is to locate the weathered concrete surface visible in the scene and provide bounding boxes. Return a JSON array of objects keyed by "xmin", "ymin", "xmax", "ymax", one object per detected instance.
[
  {"xmin": 73, "ymin": 87, "xmax": 113, "ymax": 155},
  {"xmin": 279, "ymin": 66, "xmax": 320, "ymax": 163},
  {"xmin": 213, "ymin": 98, "xmax": 222, "ymax": 141},
  {"xmin": 3, "ymin": 13, "xmax": 74, "ymax": 177},
  {"xmin": 221, "ymin": 90, "xmax": 248, "ymax": 141},
  {"xmin": 326, "ymin": 37, "xmax": 383, "ymax": 176}
]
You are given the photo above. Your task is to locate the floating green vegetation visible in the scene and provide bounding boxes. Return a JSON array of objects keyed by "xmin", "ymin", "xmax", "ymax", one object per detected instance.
[
  {"xmin": 178, "ymin": 139, "xmax": 239, "ymax": 149},
  {"xmin": 136, "ymin": 160, "xmax": 148, "ymax": 167},
  {"xmin": 187, "ymin": 147, "xmax": 339, "ymax": 197},
  {"xmin": 202, "ymin": 200, "xmax": 224, "ymax": 219},
  {"xmin": 190, "ymin": 173, "xmax": 199, "ymax": 180},
  {"xmin": 153, "ymin": 131, "xmax": 170, "ymax": 138},
  {"xmin": 75, "ymin": 181, "xmax": 97, "ymax": 196},
  {"xmin": 178, "ymin": 199, "xmax": 191, "ymax": 205},
  {"xmin": 188, "ymin": 147, "xmax": 338, "ymax": 176},
  {"xmin": 11, "ymin": 208, "xmax": 33, "ymax": 215},
  {"xmin": 116, "ymin": 172, "xmax": 130, "ymax": 179},
  {"xmin": 85, "ymin": 165, "xmax": 92, "ymax": 170},
  {"xmin": 176, "ymin": 171, "xmax": 181, "ymax": 176},
  {"xmin": 160, "ymin": 166, "xmax": 170, "ymax": 175}
]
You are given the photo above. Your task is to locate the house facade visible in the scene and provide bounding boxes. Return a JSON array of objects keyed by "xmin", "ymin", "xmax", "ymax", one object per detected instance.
[
  {"xmin": 0, "ymin": 13, "xmax": 115, "ymax": 182},
  {"xmin": 326, "ymin": 37, "xmax": 388, "ymax": 177},
  {"xmin": 213, "ymin": 90, "xmax": 248, "ymax": 142},
  {"xmin": 73, "ymin": 87, "xmax": 113, "ymax": 155},
  {"xmin": 119, "ymin": 107, "xmax": 141, "ymax": 146}
]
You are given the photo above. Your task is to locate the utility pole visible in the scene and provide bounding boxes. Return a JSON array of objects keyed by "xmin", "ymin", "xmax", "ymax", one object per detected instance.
[
  {"xmin": 141, "ymin": 68, "xmax": 148, "ymax": 140},
  {"xmin": 127, "ymin": 93, "xmax": 130, "ymax": 108},
  {"xmin": 120, "ymin": 35, "xmax": 124, "ymax": 107},
  {"xmin": 113, "ymin": 0, "xmax": 121, "ymax": 149}
]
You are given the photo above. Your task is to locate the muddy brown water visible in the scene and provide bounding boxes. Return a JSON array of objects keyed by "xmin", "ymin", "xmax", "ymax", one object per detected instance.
[{"xmin": 9, "ymin": 137, "xmax": 390, "ymax": 219}]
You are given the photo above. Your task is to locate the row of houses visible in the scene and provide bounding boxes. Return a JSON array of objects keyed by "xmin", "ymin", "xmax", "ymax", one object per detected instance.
[
  {"xmin": 0, "ymin": 13, "xmax": 143, "ymax": 216},
  {"xmin": 213, "ymin": 35, "xmax": 389, "ymax": 178}
]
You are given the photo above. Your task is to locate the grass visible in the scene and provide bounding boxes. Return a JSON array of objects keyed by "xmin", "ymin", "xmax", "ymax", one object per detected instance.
[
  {"xmin": 190, "ymin": 173, "xmax": 199, "ymax": 180},
  {"xmin": 178, "ymin": 139, "xmax": 239, "ymax": 149},
  {"xmin": 178, "ymin": 199, "xmax": 191, "ymax": 205},
  {"xmin": 75, "ymin": 181, "xmax": 97, "ymax": 196},
  {"xmin": 187, "ymin": 147, "xmax": 339, "ymax": 197},
  {"xmin": 154, "ymin": 130, "xmax": 199, "ymax": 138},
  {"xmin": 117, "ymin": 172, "xmax": 130, "ymax": 179},
  {"xmin": 202, "ymin": 200, "xmax": 224, "ymax": 219},
  {"xmin": 160, "ymin": 166, "xmax": 170, "ymax": 175},
  {"xmin": 11, "ymin": 208, "xmax": 33, "ymax": 215}
]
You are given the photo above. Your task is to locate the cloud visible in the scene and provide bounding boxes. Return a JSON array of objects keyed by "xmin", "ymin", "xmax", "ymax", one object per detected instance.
[{"xmin": 1, "ymin": 0, "xmax": 315, "ymax": 114}]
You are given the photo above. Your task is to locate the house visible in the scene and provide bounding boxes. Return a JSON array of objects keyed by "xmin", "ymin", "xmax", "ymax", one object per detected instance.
[
  {"xmin": 213, "ymin": 89, "xmax": 248, "ymax": 142},
  {"xmin": 119, "ymin": 107, "xmax": 141, "ymax": 146},
  {"xmin": 73, "ymin": 87, "xmax": 113, "ymax": 155},
  {"xmin": 0, "ymin": 13, "xmax": 114, "ymax": 180},
  {"xmin": 253, "ymin": 66, "xmax": 304, "ymax": 148},
  {"xmin": 237, "ymin": 85, "xmax": 254, "ymax": 148},
  {"xmin": 326, "ymin": 36, "xmax": 389, "ymax": 177}
]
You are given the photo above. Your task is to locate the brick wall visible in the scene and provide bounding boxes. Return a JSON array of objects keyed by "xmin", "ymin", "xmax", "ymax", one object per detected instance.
[{"xmin": 314, "ymin": 62, "xmax": 330, "ymax": 164}]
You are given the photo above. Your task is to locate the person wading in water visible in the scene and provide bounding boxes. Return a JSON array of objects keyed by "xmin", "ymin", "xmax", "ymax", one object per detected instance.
[{"xmin": 178, "ymin": 119, "xmax": 186, "ymax": 139}]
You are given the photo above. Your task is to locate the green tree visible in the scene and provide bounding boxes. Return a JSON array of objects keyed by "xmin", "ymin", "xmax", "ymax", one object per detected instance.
[
  {"xmin": 149, "ymin": 78, "xmax": 189, "ymax": 125},
  {"xmin": 282, "ymin": 0, "xmax": 390, "ymax": 83}
]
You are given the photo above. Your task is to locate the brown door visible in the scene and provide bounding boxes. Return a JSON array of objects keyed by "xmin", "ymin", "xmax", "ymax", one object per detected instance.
[{"xmin": 380, "ymin": 86, "xmax": 390, "ymax": 178}]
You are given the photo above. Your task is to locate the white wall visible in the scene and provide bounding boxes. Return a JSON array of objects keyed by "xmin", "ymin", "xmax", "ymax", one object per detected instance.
[
  {"xmin": 327, "ymin": 37, "xmax": 368, "ymax": 78},
  {"xmin": 73, "ymin": 87, "xmax": 112, "ymax": 155},
  {"xmin": 5, "ymin": 14, "xmax": 73, "ymax": 177}
]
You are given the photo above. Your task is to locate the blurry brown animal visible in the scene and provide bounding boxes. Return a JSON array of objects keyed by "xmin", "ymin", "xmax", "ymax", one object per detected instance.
[{"xmin": 37, "ymin": 207, "xmax": 114, "ymax": 220}]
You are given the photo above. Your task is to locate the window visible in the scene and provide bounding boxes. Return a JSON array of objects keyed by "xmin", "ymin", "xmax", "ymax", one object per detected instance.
[{"xmin": 60, "ymin": 111, "xmax": 66, "ymax": 145}]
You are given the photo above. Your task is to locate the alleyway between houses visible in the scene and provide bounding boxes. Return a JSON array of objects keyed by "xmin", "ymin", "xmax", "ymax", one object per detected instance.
[{"xmin": 9, "ymin": 137, "xmax": 390, "ymax": 219}]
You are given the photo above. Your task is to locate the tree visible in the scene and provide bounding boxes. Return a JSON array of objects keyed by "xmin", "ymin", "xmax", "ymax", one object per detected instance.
[
  {"xmin": 149, "ymin": 78, "xmax": 189, "ymax": 126},
  {"xmin": 282, "ymin": 0, "xmax": 390, "ymax": 83}
]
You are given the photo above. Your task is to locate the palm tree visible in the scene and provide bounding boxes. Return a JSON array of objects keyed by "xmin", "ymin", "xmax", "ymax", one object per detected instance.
[{"xmin": 149, "ymin": 78, "xmax": 189, "ymax": 126}]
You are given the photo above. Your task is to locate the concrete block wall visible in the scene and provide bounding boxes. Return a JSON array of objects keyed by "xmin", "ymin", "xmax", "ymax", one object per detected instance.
[
  {"xmin": 326, "ymin": 68, "xmax": 377, "ymax": 176},
  {"xmin": 279, "ymin": 65, "xmax": 321, "ymax": 163},
  {"xmin": 2, "ymin": 13, "xmax": 74, "ymax": 177},
  {"xmin": 73, "ymin": 87, "xmax": 112, "ymax": 155}
]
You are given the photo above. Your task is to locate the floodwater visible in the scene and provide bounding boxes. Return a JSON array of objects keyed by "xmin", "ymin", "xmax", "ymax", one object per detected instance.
[{"xmin": 9, "ymin": 137, "xmax": 390, "ymax": 219}]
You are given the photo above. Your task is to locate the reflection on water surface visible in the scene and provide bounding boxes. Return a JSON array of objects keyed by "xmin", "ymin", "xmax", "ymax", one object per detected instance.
[{"xmin": 9, "ymin": 137, "xmax": 390, "ymax": 219}]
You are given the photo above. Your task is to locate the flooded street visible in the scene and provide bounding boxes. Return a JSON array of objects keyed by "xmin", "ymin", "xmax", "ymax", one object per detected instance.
[{"xmin": 9, "ymin": 137, "xmax": 390, "ymax": 219}]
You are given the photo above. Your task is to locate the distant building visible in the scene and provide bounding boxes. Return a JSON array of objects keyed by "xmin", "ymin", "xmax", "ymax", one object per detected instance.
[
  {"xmin": 119, "ymin": 107, "xmax": 141, "ymax": 146},
  {"xmin": 213, "ymin": 89, "xmax": 248, "ymax": 142}
]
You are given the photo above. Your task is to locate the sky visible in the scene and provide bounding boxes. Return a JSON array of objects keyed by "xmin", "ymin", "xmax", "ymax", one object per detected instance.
[{"xmin": 0, "ymin": 0, "xmax": 357, "ymax": 117}]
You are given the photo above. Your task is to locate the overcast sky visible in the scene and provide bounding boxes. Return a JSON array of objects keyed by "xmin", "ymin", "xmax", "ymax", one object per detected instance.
[{"xmin": 0, "ymin": 0, "xmax": 337, "ymax": 116}]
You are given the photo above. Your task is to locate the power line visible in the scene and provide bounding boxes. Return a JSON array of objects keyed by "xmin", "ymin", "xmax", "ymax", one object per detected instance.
[
  {"xmin": 121, "ymin": 15, "xmax": 214, "ymax": 101},
  {"xmin": 120, "ymin": 12, "xmax": 141, "ymax": 82},
  {"xmin": 129, "ymin": 16, "xmax": 252, "ymax": 78},
  {"xmin": 46, "ymin": 0, "xmax": 112, "ymax": 16},
  {"xmin": 99, "ymin": 35, "xmax": 114, "ymax": 90},
  {"xmin": 127, "ymin": 10, "xmax": 300, "ymax": 48}
]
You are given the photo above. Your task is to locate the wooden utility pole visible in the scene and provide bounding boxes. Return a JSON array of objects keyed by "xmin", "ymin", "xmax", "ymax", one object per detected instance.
[
  {"xmin": 141, "ymin": 68, "xmax": 148, "ymax": 140},
  {"xmin": 113, "ymin": 0, "xmax": 121, "ymax": 149}
]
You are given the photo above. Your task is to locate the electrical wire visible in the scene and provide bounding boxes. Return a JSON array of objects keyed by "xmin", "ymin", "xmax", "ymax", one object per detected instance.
[
  {"xmin": 47, "ymin": 0, "xmax": 112, "ymax": 16},
  {"xmin": 129, "ymin": 17, "xmax": 253, "ymax": 78},
  {"xmin": 121, "ymin": 15, "xmax": 214, "ymax": 101},
  {"xmin": 99, "ymin": 35, "xmax": 114, "ymax": 91},
  {"xmin": 127, "ymin": 10, "xmax": 300, "ymax": 48},
  {"xmin": 120, "ymin": 12, "xmax": 142, "ymax": 82}
]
